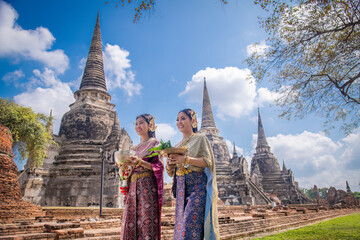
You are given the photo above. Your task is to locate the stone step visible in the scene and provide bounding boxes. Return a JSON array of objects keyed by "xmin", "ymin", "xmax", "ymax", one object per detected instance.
[
  {"xmin": 58, "ymin": 148, "xmax": 103, "ymax": 155},
  {"xmin": 54, "ymin": 159, "xmax": 102, "ymax": 166},
  {"xmin": 216, "ymin": 167, "xmax": 233, "ymax": 171},
  {"xmin": 216, "ymin": 172, "xmax": 234, "ymax": 176},
  {"xmin": 0, "ymin": 223, "xmax": 45, "ymax": 236},
  {"xmin": 219, "ymin": 211, "xmax": 345, "ymax": 239},
  {"xmin": 0, "ymin": 232, "xmax": 56, "ymax": 240},
  {"xmin": 1, "ymin": 209, "xmax": 355, "ymax": 240},
  {"xmin": 84, "ymin": 228, "xmax": 121, "ymax": 238},
  {"xmin": 44, "ymin": 222, "xmax": 81, "ymax": 231},
  {"xmin": 56, "ymin": 153, "xmax": 102, "ymax": 160},
  {"xmin": 58, "ymin": 147, "xmax": 103, "ymax": 156},
  {"xmin": 59, "ymin": 143, "xmax": 103, "ymax": 149},
  {"xmin": 81, "ymin": 219, "xmax": 121, "ymax": 230},
  {"xmin": 79, "ymin": 236, "xmax": 120, "ymax": 240},
  {"xmin": 50, "ymin": 165, "xmax": 102, "ymax": 171},
  {"xmin": 46, "ymin": 228, "xmax": 84, "ymax": 239}
]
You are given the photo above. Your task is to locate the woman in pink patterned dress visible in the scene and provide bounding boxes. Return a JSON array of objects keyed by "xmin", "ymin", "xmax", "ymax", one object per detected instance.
[{"xmin": 120, "ymin": 114, "xmax": 164, "ymax": 240}]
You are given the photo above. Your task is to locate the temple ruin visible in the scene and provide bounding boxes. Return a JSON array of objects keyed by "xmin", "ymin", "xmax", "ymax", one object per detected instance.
[
  {"xmin": 18, "ymin": 13, "xmax": 131, "ymax": 208},
  {"xmin": 199, "ymin": 79, "xmax": 271, "ymax": 205},
  {"xmin": 17, "ymin": 13, "xmax": 331, "ymax": 208},
  {"xmin": 250, "ymin": 109, "xmax": 311, "ymax": 204}
]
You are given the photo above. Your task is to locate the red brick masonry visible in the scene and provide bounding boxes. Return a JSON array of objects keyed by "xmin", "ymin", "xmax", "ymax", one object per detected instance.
[{"xmin": 0, "ymin": 124, "xmax": 43, "ymax": 222}]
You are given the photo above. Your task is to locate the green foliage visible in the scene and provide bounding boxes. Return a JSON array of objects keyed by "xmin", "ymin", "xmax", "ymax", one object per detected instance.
[
  {"xmin": 353, "ymin": 191, "xmax": 360, "ymax": 200},
  {"xmin": 146, "ymin": 139, "xmax": 172, "ymax": 157},
  {"xmin": 248, "ymin": 0, "xmax": 360, "ymax": 134},
  {"xmin": 255, "ymin": 213, "xmax": 360, "ymax": 239},
  {"xmin": 300, "ymin": 187, "xmax": 328, "ymax": 200},
  {"xmin": 303, "ymin": 187, "xmax": 317, "ymax": 200},
  {"xmin": 0, "ymin": 98, "xmax": 56, "ymax": 167}
]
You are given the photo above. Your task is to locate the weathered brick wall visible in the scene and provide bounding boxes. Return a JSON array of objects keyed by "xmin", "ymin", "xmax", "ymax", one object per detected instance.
[{"xmin": 0, "ymin": 124, "xmax": 43, "ymax": 222}]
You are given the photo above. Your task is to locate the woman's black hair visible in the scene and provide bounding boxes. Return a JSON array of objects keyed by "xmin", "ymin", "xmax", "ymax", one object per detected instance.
[
  {"xmin": 136, "ymin": 113, "xmax": 156, "ymax": 138},
  {"xmin": 178, "ymin": 108, "xmax": 198, "ymax": 133}
]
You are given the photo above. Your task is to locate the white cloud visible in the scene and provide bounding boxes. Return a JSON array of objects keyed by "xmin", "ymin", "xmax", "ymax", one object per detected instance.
[
  {"xmin": 156, "ymin": 123, "xmax": 178, "ymax": 142},
  {"xmin": 0, "ymin": 1, "xmax": 69, "ymax": 73},
  {"xmin": 246, "ymin": 41, "xmax": 269, "ymax": 57},
  {"xmin": 78, "ymin": 57, "xmax": 86, "ymax": 70},
  {"xmin": 257, "ymin": 87, "xmax": 279, "ymax": 106},
  {"xmin": 103, "ymin": 44, "xmax": 142, "ymax": 99},
  {"xmin": 250, "ymin": 130, "xmax": 360, "ymax": 192},
  {"xmin": 340, "ymin": 128, "xmax": 360, "ymax": 170},
  {"xmin": 2, "ymin": 69, "xmax": 24, "ymax": 86},
  {"xmin": 267, "ymin": 131, "xmax": 341, "ymax": 170},
  {"xmin": 13, "ymin": 68, "xmax": 74, "ymax": 134},
  {"xmin": 179, "ymin": 67, "xmax": 275, "ymax": 119}
]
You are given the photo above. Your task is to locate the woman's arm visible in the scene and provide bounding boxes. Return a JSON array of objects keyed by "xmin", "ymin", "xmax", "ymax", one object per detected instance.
[
  {"xmin": 126, "ymin": 156, "xmax": 153, "ymax": 170},
  {"xmin": 168, "ymin": 154, "xmax": 208, "ymax": 168},
  {"xmin": 186, "ymin": 156, "xmax": 208, "ymax": 167},
  {"xmin": 137, "ymin": 158, "xmax": 153, "ymax": 170}
]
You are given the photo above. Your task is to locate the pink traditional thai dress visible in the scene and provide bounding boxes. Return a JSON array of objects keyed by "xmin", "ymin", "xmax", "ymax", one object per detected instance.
[{"xmin": 120, "ymin": 138, "xmax": 164, "ymax": 240}]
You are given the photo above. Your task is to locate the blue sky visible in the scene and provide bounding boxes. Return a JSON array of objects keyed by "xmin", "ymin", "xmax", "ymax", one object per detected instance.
[{"xmin": 1, "ymin": 0, "xmax": 359, "ymax": 192}]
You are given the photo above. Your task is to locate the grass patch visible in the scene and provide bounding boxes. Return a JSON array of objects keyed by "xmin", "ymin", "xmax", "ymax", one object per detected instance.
[{"xmin": 255, "ymin": 213, "xmax": 360, "ymax": 240}]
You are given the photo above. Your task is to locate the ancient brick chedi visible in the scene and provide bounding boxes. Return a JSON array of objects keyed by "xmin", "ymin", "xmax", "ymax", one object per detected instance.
[
  {"xmin": 250, "ymin": 109, "xmax": 311, "ymax": 204},
  {"xmin": 199, "ymin": 79, "xmax": 271, "ymax": 205},
  {"xmin": 18, "ymin": 13, "xmax": 131, "ymax": 207},
  {"xmin": 0, "ymin": 124, "xmax": 43, "ymax": 221}
]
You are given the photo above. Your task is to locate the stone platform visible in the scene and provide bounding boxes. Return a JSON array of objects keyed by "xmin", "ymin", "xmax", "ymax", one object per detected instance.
[{"xmin": 0, "ymin": 205, "xmax": 359, "ymax": 239}]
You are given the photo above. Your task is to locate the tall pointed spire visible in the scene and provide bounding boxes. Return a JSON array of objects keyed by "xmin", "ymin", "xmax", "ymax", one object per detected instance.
[
  {"xmin": 232, "ymin": 142, "xmax": 238, "ymax": 159},
  {"xmin": 201, "ymin": 78, "xmax": 216, "ymax": 129},
  {"xmin": 79, "ymin": 11, "xmax": 107, "ymax": 92},
  {"xmin": 346, "ymin": 180, "xmax": 351, "ymax": 193},
  {"xmin": 47, "ymin": 109, "xmax": 54, "ymax": 134},
  {"xmin": 282, "ymin": 160, "xmax": 287, "ymax": 172},
  {"xmin": 256, "ymin": 108, "xmax": 270, "ymax": 153}
]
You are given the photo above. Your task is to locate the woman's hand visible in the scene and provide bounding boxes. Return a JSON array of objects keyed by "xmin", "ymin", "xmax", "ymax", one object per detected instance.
[
  {"xmin": 168, "ymin": 154, "xmax": 186, "ymax": 165},
  {"xmin": 166, "ymin": 155, "xmax": 175, "ymax": 169},
  {"xmin": 122, "ymin": 156, "xmax": 140, "ymax": 166}
]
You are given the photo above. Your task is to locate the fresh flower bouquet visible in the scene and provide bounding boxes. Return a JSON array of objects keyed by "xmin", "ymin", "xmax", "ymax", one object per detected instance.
[{"xmin": 114, "ymin": 149, "xmax": 136, "ymax": 195}]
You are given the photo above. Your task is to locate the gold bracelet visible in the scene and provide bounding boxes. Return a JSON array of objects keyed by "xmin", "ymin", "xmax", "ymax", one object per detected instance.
[
  {"xmin": 185, "ymin": 155, "xmax": 190, "ymax": 165},
  {"xmin": 135, "ymin": 159, "xmax": 142, "ymax": 168}
]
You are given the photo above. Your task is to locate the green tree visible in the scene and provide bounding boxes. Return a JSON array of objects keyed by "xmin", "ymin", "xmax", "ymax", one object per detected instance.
[
  {"xmin": 247, "ymin": 0, "xmax": 360, "ymax": 134},
  {"xmin": 305, "ymin": 188, "xmax": 316, "ymax": 200},
  {"xmin": 318, "ymin": 187, "xmax": 328, "ymax": 199},
  {"xmin": 300, "ymin": 187, "xmax": 328, "ymax": 200},
  {"xmin": 0, "ymin": 98, "xmax": 55, "ymax": 167},
  {"xmin": 354, "ymin": 191, "xmax": 360, "ymax": 200}
]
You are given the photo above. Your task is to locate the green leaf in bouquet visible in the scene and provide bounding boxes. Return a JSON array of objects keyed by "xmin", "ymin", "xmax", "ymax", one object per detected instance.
[
  {"xmin": 146, "ymin": 152, "xmax": 159, "ymax": 158},
  {"xmin": 147, "ymin": 146, "xmax": 163, "ymax": 151},
  {"xmin": 145, "ymin": 139, "xmax": 172, "ymax": 157}
]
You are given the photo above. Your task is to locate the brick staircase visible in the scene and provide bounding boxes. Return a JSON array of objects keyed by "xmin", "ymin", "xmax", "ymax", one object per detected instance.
[{"xmin": 0, "ymin": 206, "xmax": 359, "ymax": 240}]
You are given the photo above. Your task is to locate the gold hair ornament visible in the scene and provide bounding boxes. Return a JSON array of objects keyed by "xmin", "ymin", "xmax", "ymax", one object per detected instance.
[
  {"xmin": 190, "ymin": 110, "xmax": 198, "ymax": 128},
  {"xmin": 148, "ymin": 116, "xmax": 157, "ymax": 132}
]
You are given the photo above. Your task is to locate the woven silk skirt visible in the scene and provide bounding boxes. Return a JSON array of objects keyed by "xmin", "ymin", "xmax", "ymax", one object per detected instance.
[{"xmin": 174, "ymin": 171, "xmax": 207, "ymax": 240}]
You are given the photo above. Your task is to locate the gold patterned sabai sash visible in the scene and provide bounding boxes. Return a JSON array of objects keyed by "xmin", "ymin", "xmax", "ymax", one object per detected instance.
[{"xmin": 130, "ymin": 171, "xmax": 153, "ymax": 182}]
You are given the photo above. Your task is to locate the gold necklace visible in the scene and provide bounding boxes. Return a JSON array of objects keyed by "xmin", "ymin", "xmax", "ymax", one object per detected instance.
[{"xmin": 179, "ymin": 133, "xmax": 194, "ymax": 147}]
